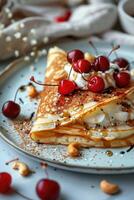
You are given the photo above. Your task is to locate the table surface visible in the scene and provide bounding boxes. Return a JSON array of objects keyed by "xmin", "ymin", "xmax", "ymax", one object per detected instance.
[{"xmin": 0, "ymin": 138, "xmax": 134, "ymax": 200}]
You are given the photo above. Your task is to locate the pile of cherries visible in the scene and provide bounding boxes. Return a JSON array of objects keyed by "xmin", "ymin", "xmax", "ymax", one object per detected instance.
[
  {"xmin": 59, "ymin": 49, "xmax": 130, "ymax": 94},
  {"xmin": 0, "ymin": 172, "xmax": 60, "ymax": 200},
  {"xmin": 1, "ymin": 47, "xmax": 131, "ymax": 120}
]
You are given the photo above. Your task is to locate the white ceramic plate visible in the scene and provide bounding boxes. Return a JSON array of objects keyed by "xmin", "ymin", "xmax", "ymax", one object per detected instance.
[{"xmin": 0, "ymin": 38, "xmax": 134, "ymax": 174}]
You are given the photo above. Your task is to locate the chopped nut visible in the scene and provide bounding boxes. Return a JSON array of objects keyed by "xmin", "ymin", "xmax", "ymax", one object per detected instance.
[
  {"xmin": 53, "ymin": 70, "xmax": 67, "ymax": 81},
  {"xmin": 12, "ymin": 161, "xmax": 31, "ymax": 176},
  {"xmin": 84, "ymin": 52, "xmax": 95, "ymax": 63},
  {"xmin": 27, "ymin": 85, "xmax": 38, "ymax": 98},
  {"xmin": 68, "ymin": 142, "xmax": 80, "ymax": 157},
  {"xmin": 100, "ymin": 180, "xmax": 119, "ymax": 195}
]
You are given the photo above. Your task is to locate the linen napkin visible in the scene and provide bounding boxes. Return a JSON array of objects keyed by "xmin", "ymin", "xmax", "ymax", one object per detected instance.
[{"xmin": 0, "ymin": 0, "xmax": 117, "ymax": 60}]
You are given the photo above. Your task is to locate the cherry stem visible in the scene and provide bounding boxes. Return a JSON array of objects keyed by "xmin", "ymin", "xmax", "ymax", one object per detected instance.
[
  {"xmin": 14, "ymin": 88, "xmax": 21, "ymax": 102},
  {"xmin": 40, "ymin": 162, "xmax": 49, "ymax": 179},
  {"xmin": 14, "ymin": 84, "xmax": 28, "ymax": 102},
  {"xmin": 89, "ymin": 40, "xmax": 99, "ymax": 55},
  {"xmin": 107, "ymin": 45, "xmax": 120, "ymax": 58},
  {"xmin": 30, "ymin": 76, "xmax": 58, "ymax": 87},
  {"xmin": 81, "ymin": 74, "xmax": 88, "ymax": 82},
  {"xmin": 5, "ymin": 158, "xmax": 19, "ymax": 165},
  {"xmin": 111, "ymin": 42, "xmax": 118, "ymax": 59},
  {"xmin": 68, "ymin": 66, "xmax": 72, "ymax": 80}
]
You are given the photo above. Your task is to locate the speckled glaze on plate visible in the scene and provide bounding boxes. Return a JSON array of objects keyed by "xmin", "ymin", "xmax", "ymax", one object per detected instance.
[{"xmin": 0, "ymin": 38, "xmax": 134, "ymax": 174}]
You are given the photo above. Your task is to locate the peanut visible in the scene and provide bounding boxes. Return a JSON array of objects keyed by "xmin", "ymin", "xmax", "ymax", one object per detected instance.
[
  {"xmin": 100, "ymin": 180, "xmax": 119, "ymax": 195},
  {"xmin": 12, "ymin": 161, "xmax": 31, "ymax": 176},
  {"xmin": 68, "ymin": 142, "xmax": 80, "ymax": 157}
]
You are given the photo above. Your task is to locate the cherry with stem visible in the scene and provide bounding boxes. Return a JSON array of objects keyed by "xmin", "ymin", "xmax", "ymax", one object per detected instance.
[
  {"xmin": 88, "ymin": 75, "xmax": 105, "ymax": 93},
  {"xmin": 72, "ymin": 59, "xmax": 92, "ymax": 73},
  {"xmin": 2, "ymin": 86, "xmax": 23, "ymax": 119},
  {"xmin": 89, "ymin": 41, "xmax": 109, "ymax": 72},
  {"xmin": 111, "ymin": 44, "xmax": 130, "ymax": 69},
  {"xmin": 67, "ymin": 49, "xmax": 84, "ymax": 79},
  {"xmin": 89, "ymin": 42, "xmax": 120, "ymax": 72},
  {"xmin": 30, "ymin": 76, "xmax": 77, "ymax": 96},
  {"xmin": 36, "ymin": 163, "xmax": 60, "ymax": 200}
]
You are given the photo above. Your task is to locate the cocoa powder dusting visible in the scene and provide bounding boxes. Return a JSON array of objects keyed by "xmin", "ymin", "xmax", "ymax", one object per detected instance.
[
  {"xmin": 12, "ymin": 119, "xmax": 48, "ymax": 156},
  {"xmin": 13, "ymin": 119, "xmax": 32, "ymax": 136}
]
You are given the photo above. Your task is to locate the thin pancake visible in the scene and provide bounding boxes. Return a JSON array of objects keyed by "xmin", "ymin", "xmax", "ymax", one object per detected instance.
[{"xmin": 30, "ymin": 47, "xmax": 134, "ymax": 147}]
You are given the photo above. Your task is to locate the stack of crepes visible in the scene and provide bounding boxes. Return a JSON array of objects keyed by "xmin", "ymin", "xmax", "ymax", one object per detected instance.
[{"xmin": 30, "ymin": 47, "xmax": 134, "ymax": 148}]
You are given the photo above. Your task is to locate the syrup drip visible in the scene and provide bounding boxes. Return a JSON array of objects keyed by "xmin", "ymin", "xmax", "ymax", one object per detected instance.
[
  {"xmin": 126, "ymin": 145, "xmax": 134, "ymax": 152},
  {"xmin": 120, "ymin": 145, "xmax": 134, "ymax": 154}
]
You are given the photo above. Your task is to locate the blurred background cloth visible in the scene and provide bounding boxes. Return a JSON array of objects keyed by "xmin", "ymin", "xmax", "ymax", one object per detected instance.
[{"xmin": 0, "ymin": 0, "xmax": 133, "ymax": 60}]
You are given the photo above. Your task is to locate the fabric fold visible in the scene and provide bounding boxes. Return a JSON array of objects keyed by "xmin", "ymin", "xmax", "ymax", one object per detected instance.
[{"xmin": 0, "ymin": 1, "xmax": 117, "ymax": 60}]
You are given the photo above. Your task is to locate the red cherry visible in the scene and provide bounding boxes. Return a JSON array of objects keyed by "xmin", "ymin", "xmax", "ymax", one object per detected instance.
[
  {"xmin": 113, "ymin": 58, "xmax": 129, "ymax": 69},
  {"xmin": 0, "ymin": 172, "xmax": 12, "ymax": 193},
  {"xmin": 54, "ymin": 10, "xmax": 71, "ymax": 23},
  {"xmin": 2, "ymin": 100, "xmax": 20, "ymax": 119},
  {"xmin": 88, "ymin": 75, "xmax": 105, "ymax": 93},
  {"xmin": 67, "ymin": 49, "xmax": 84, "ymax": 64},
  {"xmin": 114, "ymin": 71, "xmax": 130, "ymax": 88},
  {"xmin": 72, "ymin": 59, "xmax": 92, "ymax": 73},
  {"xmin": 58, "ymin": 80, "xmax": 77, "ymax": 95},
  {"xmin": 36, "ymin": 179, "xmax": 60, "ymax": 200},
  {"xmin": 91, "ymin": 58, "xmax": 99, "ymax": 71},
  {"xmin": 94, "ymin": 56, "xmax": 110, "ymax": 72}
]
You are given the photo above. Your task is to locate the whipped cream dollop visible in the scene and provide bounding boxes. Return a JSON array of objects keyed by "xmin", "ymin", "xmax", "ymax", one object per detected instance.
[{"xmin": 64, "ymin": 62, "xmax": 134, "ymax": 90}]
